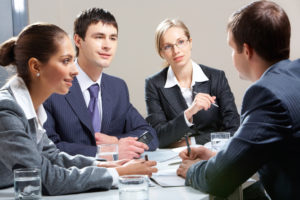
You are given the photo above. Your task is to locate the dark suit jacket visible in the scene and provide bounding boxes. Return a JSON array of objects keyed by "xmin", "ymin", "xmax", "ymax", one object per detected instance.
[
  {"xmin": 145, "ymin": 64, "xmax": 240, "ymax": 148},
  {"xmin": 185, "ymin": 59, "xmax": 300, "ymax": 199},
  {"xmin": 44, "ymin": 73, "xmax": 158, "ymax": 157}
]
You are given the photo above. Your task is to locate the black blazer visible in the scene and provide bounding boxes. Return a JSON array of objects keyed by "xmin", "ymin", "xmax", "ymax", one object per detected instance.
[{"xmin": 145, "ymin": 64, "xmax": 240, "ymax": 148}]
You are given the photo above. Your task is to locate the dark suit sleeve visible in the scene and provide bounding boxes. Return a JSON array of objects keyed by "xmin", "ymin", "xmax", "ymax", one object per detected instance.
[
  {"xmin": 215, "ymin": 71, "xmax": 240, "ymax": 134},
  {"xmin": 117, "ymin": 80, "xmax": 159, "ymax": 151},
  {"xmin": 185, "ymin": 85, "xmax": 291, "ymax": 197},
  {"xmin": 43, "ymin": 101, "xmax": 97, "ymax": 157},
  {"xmin": 145, "ymin": 78, "xmax": 190, "ymax": 148}
]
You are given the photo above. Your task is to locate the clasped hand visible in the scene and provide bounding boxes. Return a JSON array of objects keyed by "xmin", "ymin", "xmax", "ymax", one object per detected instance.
[
  {"xmin": 95, "ymin": 133, "xmax": 149, "ymax": 159},
  {"xmin": 184, "ymin": 93, "xmax": 216, "ymax": 122}
]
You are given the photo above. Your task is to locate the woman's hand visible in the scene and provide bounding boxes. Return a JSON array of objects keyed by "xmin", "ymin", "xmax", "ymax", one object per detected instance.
[
  {"xmin": 116, "ymin": 159, "xmax": 157, "ymax": 177},
  {"xmin": 185, "ymin": 93, "xmax": 216, "ymax": 122},
  {"xmin": 97, "ymin": 159, "xmax": 130, "ymax": 168}
]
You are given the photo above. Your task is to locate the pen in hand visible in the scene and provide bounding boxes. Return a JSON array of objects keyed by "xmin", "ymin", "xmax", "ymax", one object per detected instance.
[
  {"xmin": 184, "ymin": 135, "xmax": 191, "ymax": 157},
  {"xmin": 193, "ymin": 92, "xmax": 219, "ymax": 107},
  {"xmin": 145, "ymin": 155, "xmax": 148, "ymax": 161}
]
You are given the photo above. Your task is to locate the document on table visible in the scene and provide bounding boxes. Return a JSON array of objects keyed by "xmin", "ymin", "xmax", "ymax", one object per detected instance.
[
  {"xmin": 151, "ymin": 164, "xmax": 185, "ymax": 187},
  {"xmin": 141, "ymin": 149, "xmax": 179, "ymax": 162},
  {"xmin": 142, "ymin": 147, "xmax": 203, "ymax": 187},
  {"xmin": 151, "ymin": 175, "xmax": 185, "ymax": 187},
  {"xmin": 150, "ymin": 154, "xmax": 185, "ymax": 187}
]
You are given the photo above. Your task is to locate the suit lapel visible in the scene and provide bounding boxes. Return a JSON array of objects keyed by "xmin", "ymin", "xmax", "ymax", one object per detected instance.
[
  {"xmin": 160, "ymin": 86, "xmax": 188, "ymax": 115},
  {"xmin": 100, "ymin": 75, "xmax": 112, "ymax": 133},
  {"xmin": 65, "ymin": 78, "xmax": 94, "ymax": 134},
  {"xmin": 192, "ymin": 81, "xmax": 210, "ymax": 96}
]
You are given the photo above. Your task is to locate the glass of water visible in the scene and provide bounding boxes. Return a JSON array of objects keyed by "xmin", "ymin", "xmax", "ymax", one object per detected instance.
[
  {"xmin": 96, "ymin": 143, "xmax": 118, "ymax": 161},
  {"xmin": 211, "ymin": 132, "xmax": 231, "ymax": 152},
  {"xmin": 119, "ymin": 175, "xmax": 149, "ymax": 200},
  {"xmin": 14, "ymin": 168, "xmax": 41, "ymax": 200}
]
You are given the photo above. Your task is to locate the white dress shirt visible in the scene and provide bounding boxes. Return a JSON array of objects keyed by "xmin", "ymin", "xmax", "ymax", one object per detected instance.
[
  {"xmin": 75, "ymin": 60, "xmax": 103, "ymax": 124},
  {"xmin": 9, "ymin": 76, "xmax": 47, "ymax": 144},
  {"xmin": 164, "ymin": 60, "xmax": 209, "ymax": 145},
  {"xmin": 75, "ymin": 59, "xmax": 119, "ymax": 186}
]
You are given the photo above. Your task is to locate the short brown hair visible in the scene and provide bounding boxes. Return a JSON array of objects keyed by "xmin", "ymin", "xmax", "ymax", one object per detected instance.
[
  {"xmin": 227, "ymin": 0, "xmax": 290, "ymax": 63},
  {"xmin": 73, "ymin": 8, "xmax": 118, "ymax": 56}
]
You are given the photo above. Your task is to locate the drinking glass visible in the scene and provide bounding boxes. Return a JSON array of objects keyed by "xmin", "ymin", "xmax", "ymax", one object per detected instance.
[
  {"xmin": 211, "ymin": 132, "xmax": 231, "ymax": 152},
  {"xmin": 119, "ymin": 175, "xmax": 149, "ymax": 200},
  {"xmin": 96, "ymin": 143, "xmax": 118, "ymax": 161},
  {"xmin": 14, "ymin": 168, "xmax": 41, "ymax": 200}
]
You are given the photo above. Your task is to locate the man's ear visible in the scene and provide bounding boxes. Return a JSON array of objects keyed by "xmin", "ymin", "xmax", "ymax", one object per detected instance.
[
  {"xmin": 74, "ymin": 34, "xmax": 83, "ymax": 48},
  {"xmin": 28, "ymin": 57, "xmax": 41, "ymax": 77},
  {"xmin": 243, "ymin": 43, "xmax": 253, "ymax": 60}
]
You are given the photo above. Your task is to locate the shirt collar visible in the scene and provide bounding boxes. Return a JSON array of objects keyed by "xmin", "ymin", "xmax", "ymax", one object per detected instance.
[
  {"xmin": 9, "ymin": 76, "xmax": 47, "ymax": 125},
  {"xmin": 164, "ymin": 60, "xmax": 209, "ymax": 88},
  {"xmin": 75, "ymin": 59, "xmax": 102, "ymax": 92}
]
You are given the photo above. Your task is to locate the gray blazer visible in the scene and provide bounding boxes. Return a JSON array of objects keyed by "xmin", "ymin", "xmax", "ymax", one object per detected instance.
[{"xmin": 0, "ymin": 87, "xmax": 113, "ymax": 195}]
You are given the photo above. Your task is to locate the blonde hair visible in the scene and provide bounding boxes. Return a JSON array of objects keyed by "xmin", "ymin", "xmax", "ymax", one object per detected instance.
[{"xmin": 155, "ymin": 19, "xmax": 191, "ymax": 58}]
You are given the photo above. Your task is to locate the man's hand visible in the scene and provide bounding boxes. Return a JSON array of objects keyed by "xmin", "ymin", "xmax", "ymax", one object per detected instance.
[
  {"xmin": 118, "ymin": 137, "xmax": 149, "ymax": 159},
  {"xmin": 177, "ymin": 159, "xmax": 200, "ymax": 178},
  {"xmin": 95, "ymin": 132, "xmax": 118, "ymax": 145},
  {"xmin": 94, "ymin": 133, "xmax": 149, "ymax": 159},
  {"xmin": 179, "ymin": 146, "xmax": 216, "ymax": 161}
]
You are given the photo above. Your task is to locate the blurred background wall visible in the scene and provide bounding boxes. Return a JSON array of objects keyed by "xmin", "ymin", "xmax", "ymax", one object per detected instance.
[{"xmin": 1, "ymin": 0, "xmax": 299, "ymax": 116}]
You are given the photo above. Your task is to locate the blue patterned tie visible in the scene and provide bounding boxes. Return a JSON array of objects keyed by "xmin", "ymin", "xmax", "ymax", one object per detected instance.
[{"xmin": 88, "ymin": 84, "xmax": 101, "ymax": 133}]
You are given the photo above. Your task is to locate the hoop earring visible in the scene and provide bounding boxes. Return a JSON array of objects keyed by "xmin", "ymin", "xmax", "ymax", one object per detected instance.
[{"xmin": 36, "ymin": 73, "xmax": 40, "ymax": 77}]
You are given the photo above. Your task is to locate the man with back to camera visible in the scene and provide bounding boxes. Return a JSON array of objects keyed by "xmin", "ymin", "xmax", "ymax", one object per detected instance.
[
  {"xmin": 176, "ymin": 1, "xmax": 300, "ymax": 199},
  {"xmin": 43, "ymin": 8, "xmax": 158, "ymax": 159}
]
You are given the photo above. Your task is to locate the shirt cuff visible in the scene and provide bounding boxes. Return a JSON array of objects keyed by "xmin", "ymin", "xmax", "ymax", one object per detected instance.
[
  {"xmin": 190, "ymin": 137, "xmax": 196, "ymax": 145},
  {"xmin": 184, "ymin": 112, "xmax": 194, "ymax": 127},
  {"xmin": 107, "ymin": 168, "xmax": 119, "ymax": 187},
  {"xmin": 93, "ymin": 160, "xmax": 100, "ymax": 166}
]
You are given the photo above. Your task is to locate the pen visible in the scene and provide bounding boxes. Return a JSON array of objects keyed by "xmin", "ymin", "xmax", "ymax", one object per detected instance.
[
  {"xmin": 168, "ymin": 161, "xmax": 182, "ymax": 166},
  {"xmin": 145, "ymin": 154, "xmax": 148, "ymax": 161},
  {"xmin": 193, "ymin": 92, "xmax": 219, "ymax": 107},
  {"xmin": 184, "ymin": 135, "xmax": 191, "ymax": 157}
]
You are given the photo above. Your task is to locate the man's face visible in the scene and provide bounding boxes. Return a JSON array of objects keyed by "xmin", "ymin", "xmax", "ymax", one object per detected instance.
[
  {"xmin": 227, "ymin": 30, "xmax": 250, "ymax": 81},
  {"xmin": 76, "ymin": 21, "xmax": 118, "ymax": 69}
]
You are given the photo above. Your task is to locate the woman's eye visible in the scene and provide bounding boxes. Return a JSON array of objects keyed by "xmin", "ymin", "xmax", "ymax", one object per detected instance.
[{"xmin": 63, "ymin": 59, "xmax": 70, "ymax": 64}]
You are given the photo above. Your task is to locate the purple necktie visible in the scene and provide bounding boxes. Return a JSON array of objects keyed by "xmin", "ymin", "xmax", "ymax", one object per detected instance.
[{"xmin": 88, "ymin": 84, "xmax": 101, "ymax": 133}]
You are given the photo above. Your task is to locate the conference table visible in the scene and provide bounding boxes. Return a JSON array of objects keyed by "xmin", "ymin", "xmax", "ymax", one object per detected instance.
[
  {"xmin": 0, "ymin": 147, "xmax": 244, "ymax": 200},
  {"xmin": 0, "ymin": 148, "xmax": 210, "ymax": 200},
  {"xmin": 0, "ymin": 184, "xmax": 209, "ymax": 200}
]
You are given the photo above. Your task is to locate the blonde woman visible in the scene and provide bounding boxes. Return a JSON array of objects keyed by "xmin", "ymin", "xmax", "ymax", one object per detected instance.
[{"xmin": 145, "ymin": 19, "xmax": 239, "ymax": 148}]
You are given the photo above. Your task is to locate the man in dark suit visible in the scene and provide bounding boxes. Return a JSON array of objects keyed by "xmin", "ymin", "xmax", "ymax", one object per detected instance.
[
  {"xmin": 177, "ymin": 1, "xmax": 300, "ymax": 199},
  {"xmin": 43, "ymin": 8, "xmax": 158, "ymax": 159}
]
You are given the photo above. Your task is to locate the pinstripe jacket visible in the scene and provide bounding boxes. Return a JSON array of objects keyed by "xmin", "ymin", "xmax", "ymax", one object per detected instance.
[
  {"xmin": 0, "ymin": 80, "xmax": 113, "ymax": 195},
  {"xmin": 43, "ymin": 73, "xmax": 158, "ymax": 157},
  {"xmin": 185, "ymin": 59, "xmax": 300, "ymax": 199}
]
